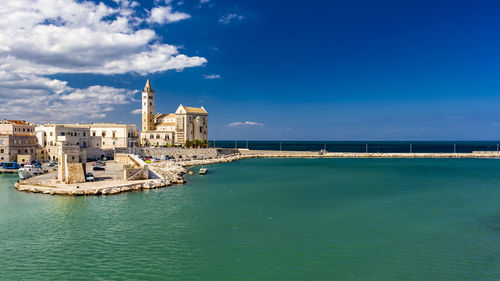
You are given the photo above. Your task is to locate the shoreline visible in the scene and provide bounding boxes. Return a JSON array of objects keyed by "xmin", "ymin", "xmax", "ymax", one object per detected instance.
[{"xmin": 13, "ymin": 150, "xmax": 500, "ymax": 196}]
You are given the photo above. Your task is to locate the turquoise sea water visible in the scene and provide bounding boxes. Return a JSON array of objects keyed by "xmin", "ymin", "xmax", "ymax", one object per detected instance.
[{"xmin": 1, "ymin": 158, "xmax": 499, "ymax": 280}]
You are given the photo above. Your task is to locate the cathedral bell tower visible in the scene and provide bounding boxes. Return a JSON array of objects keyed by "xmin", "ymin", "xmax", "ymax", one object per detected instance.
[{"xmin": 142, "ymin": 79, "xmax": 155, "ymax": 132}]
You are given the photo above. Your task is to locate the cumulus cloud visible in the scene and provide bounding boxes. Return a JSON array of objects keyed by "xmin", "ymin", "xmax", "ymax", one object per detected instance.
[
  {"xmin": 131, "ymin": 109, "xmax": 142, "ymax": 114},
  {"xmin": 227, "ymin": 121, "xmax": 264, "ymax": 127},
  {"xmin": 219, "ymin": 13, "xmax": 244, "ymax": 24},
  {"xmin": 0, "ymin": 0, "xmax": 206, "ymax": 123},
  {"xmin": 147, "ymin": 6, "xmax": 191, "ymax": 24},
  {"xmin": 203, "ymin": 74, "xmax": 221, "ymax": 79}
]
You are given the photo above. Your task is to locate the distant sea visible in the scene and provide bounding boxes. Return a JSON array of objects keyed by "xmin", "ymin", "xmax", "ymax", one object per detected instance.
[{"xmin": 210, "ymin": 140, "xmax": 500, "ymax": 153}]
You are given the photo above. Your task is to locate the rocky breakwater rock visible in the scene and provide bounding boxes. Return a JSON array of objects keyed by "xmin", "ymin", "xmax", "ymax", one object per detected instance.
[{"xmin": 150, "ymin": 162, "xmax": 187, "ymax": 184}]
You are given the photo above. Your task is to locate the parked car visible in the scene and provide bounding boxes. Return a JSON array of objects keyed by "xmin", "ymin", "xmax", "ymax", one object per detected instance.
[
  {"xmin": 85, "ymin": 173, "xmax": 95, "ymax": 182},
  {"xmin": 93, "ymin": 165, "xmax": 105, "ymax": 171},
  {"xmin": 48, "ymin": 161, "xmax": 58, "ymax": 167}
]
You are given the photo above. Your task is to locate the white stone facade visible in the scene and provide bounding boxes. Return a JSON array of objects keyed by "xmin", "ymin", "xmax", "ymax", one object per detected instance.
[
  {"xmin": 139, "ymin": 80, "xmax": 208, "ymax": 146},
  {"xmin": 36, "ymin": 123, "xmax": 138, "ymax": 161}
]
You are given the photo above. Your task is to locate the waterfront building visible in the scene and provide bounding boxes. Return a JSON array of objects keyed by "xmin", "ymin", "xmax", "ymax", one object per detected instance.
[
  {"xmin": 0, "ymin": 119, "xmax": 35, "ymax": 135},
  {"xmin": 140, "ymin": 80, "xmax": 208, "ymax": 146},
  {"xmin": 0, "ymin": 120, "xmax": 38, "ymax": 163},
  {"xmin": 36, "ymin": 123, "xmax": 139, "ymax": 161}
]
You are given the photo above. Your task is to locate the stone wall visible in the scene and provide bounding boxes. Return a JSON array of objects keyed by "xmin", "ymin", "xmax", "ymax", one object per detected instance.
[
  {"xmin": 135, "ymin": 147, "xmax": 240, "ymax": 159},
  {"xmin": 66, "ymin": 163, "xmax": 86, "ymax": 183},
  {"xmin": 124, "ymin": 167, "xmax": 148, "ymax": 180}
]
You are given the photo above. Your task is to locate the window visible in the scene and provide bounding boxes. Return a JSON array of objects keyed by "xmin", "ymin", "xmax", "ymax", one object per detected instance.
[
  {"xmin": 83, "ymin": 132, "xmax": 86, "ymax": 137},
  {"xmin": 149, "ymin": 102, "xmax": 152, "ymax": 106},
  {"xmin": 102, "ymin": 132, "xmax": 106, "ymax": 137},
  {"xmin": 103, "ymin": 142, "xmax": 105, "ymax": 145},
  {"xmin": 113, "ymin": 141, "xmax": 116, "ymax": 145},
  {"xmin": 50, "ymin": 132, "xmax": 53, "ymax": 136},
  {"xmin": 200, "ymin": 127, "xmax": 202, "ymax": 133},
  {"xmin": 25, "ymin": 149, "xmax": 28, "ymax": 153},
  {"xmin": 0, "ymin": 149, "xmax": 3, "ymax": 153},
  {"xmin": 0, "ymin": 139, "xmax": 3, "ymax": 144},
  {"xmin": 112, "ymin": 132, "xmax": 116, "ymax": 138}
]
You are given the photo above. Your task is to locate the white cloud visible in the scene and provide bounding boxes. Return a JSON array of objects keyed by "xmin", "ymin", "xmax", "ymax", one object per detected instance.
[
  {"xmin": 90, "ymin": 113, "xmax": 106, "ymax": 119},
  {"xmin": 196, "ymin": 0, "xmax": 210, "ymax": 8},
  {"xmin": 227, "ymin": 121, "xmax": 264, "ymax": 127},
  {"xmin": 131, "ymin": 109, "xmax": 142, "ymax": 114},
  {"xmin": 219, "ymin": 13, "xmax": 244, "ymax": 24},
  {"xmin": 203, "ymin": 74, "xmax": 221, "ymax": 79},
  {"xmin": 0, "ymin": 0, "xmax": 206, "ymax": 123},
  {"xmin": 147, "ymin": 6, "xmax": 191, "ymax": 24}
]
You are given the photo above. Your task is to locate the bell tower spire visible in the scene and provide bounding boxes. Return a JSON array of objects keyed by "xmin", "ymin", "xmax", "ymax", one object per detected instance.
[{"xmin": 141, "ymin": 79, "xmax": 155, "ymax": 132}]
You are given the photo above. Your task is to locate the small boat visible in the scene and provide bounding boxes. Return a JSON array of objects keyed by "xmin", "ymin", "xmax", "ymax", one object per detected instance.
[
  {"xmin": 199, "ymin": 168, "xmax": 207, "ymax": 174},
  {"xmin": 18, "ymin": 165, "xmax": 44, "ymax": 180}
]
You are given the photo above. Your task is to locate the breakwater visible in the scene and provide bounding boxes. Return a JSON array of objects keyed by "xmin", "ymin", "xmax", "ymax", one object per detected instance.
[{"xmin": 240, "ymin": 150, "xmax": 500, "ymax": 158}]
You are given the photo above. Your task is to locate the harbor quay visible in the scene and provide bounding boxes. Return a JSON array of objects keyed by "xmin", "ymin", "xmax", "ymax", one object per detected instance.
[{"xmin": 13, "ymin": 148, "xmax": 500, "ymax": 196}]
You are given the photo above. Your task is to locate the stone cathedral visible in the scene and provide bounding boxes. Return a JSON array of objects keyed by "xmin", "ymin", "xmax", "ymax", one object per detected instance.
[{"xmin": 140, "ymin": 79, "xmax": 208, "ymax": 146}]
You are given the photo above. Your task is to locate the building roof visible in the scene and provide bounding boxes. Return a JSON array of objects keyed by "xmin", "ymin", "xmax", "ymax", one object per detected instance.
[
  {"xmin": 39, "ymin": 123, "xmax": 136, "ymax": 129},
  {"xmin": 156, "ymin": 113, "xmax": 176, "ymax": 119},
  {"xmin": 183, "ymin": 106, "xmax": 208, "ymax": 114},
  {"xmin": 6, "ymin": 120, "xmax": 30, "ymax": 125},
  {"xmin": 143, "ymin": 79, "xmax": 154, "ymax": 93}
]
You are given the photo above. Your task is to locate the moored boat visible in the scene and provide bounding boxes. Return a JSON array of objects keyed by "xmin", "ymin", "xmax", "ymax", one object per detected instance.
[
  {"xmin": 199, "ymin": 167, "xmax": 207, "ymax": 174},
  {"xmin": 18, "ymin": 165, "xmax": 44, "ymax": 180}
]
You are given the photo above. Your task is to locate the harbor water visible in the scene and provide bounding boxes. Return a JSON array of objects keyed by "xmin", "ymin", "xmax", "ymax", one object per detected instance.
[{"xmin": 1, "ymin": 158, "xmax": 499, "ymax": 280}]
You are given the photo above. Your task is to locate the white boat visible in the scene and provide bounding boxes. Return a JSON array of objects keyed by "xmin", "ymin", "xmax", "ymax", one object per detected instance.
[
  {"xmin": 199, "ymin": 167, "xmax": 207, "ymax": 174},
  {"xmin": 18, "ymin": 165, "xmax": 44, "ymax": 180}
]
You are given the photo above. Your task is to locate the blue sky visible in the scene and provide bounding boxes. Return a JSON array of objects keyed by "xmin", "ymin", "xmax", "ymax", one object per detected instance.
[{"xmin": 1, "ymin": 0, "xmax": 500, "ymax": 140}]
